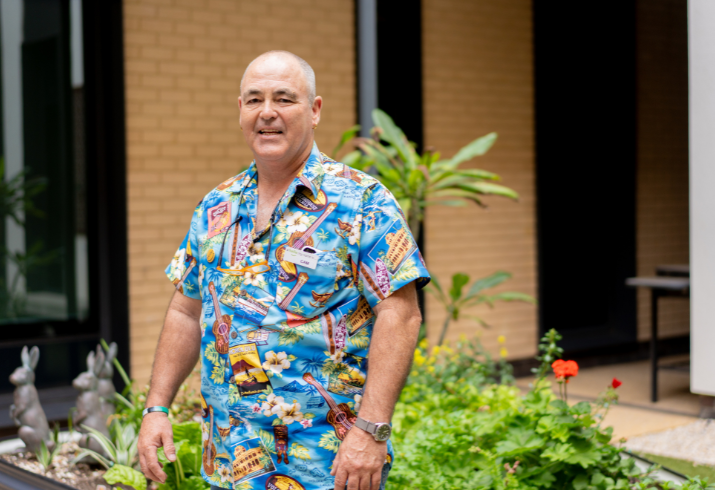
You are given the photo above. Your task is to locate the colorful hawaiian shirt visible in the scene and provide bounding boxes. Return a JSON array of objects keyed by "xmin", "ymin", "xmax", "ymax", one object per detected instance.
[{"xmin": 165, "ymin": 143, "xmax": 430, "ymax": 490}]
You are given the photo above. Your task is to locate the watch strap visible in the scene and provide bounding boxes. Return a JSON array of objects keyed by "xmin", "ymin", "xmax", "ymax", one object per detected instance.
[
  {"xmin": 142, "ymin": 406, "xmax": 170, "ymax": 417},
  {"xmin": 355, "ymin": 416, "xmax": 377, "ymax": 434}
]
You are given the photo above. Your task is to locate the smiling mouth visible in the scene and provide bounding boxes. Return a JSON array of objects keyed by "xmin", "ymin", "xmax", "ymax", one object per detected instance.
[{"xmin": 258, "ymin": 129, "xmax": 283, "ymax": 135}]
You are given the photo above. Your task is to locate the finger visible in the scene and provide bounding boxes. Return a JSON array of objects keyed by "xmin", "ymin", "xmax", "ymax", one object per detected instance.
[
  {"xmin": 347, "ymin": 474, "xmax": 360, "ymax": 490},
  {"xmin": 145, "ymin": 444, "xmax": 167, "ymax": 483},
  {"xmin": 330, "ymin": 458, "xmax": 339, "ymax": 476},
  {"xmin": 371, "ymin": 470, "xmax": 382, "ymax": 490},
  {"xmin": 162, "ymin": 430, "xmax": 177, "ymax": 462},
  {"xmin": 139, "ymin": 453, "xmax": 149, "ymax": 479},
  {"xmin": 359, "ymin": 473, "xmax": 373, "ymax": 490},
  {"xmin": 334, "ymin": 468, "xmax": 348, "ymax": 490}
]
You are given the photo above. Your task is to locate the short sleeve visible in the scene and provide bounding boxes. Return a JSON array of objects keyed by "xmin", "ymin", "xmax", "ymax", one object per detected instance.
[
  {"xmin": 165, "ymin": 201, "xmax": 202, "ymax": 300},
  {"xmin": 355, "ymin": 184, "xmax": 430, "ymax": 309}
]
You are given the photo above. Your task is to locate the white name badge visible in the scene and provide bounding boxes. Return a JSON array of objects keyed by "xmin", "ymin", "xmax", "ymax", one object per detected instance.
[{"xmin": 283, "ymin": 247, "xmax": 318, "ymax": 269}]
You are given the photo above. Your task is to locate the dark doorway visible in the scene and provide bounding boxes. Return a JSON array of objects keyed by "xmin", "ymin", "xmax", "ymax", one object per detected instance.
[{"xmin": 533, "ymin": 2, "xmax": 637, "ymax": 353}]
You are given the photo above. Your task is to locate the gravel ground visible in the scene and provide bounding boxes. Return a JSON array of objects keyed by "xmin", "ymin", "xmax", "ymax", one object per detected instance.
[
  {"xmin": 623, "ymin": 419, "xmax": 715, "ymax": 466},
  {"xmin": 0, "ymin": 441, "xmax": 106, "ymax": 490}
]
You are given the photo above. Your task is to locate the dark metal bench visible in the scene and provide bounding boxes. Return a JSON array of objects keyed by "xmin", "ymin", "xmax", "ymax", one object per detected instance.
[{"xmin": 625, "ymin": 275, "xmax": 690, "ymax": 402}]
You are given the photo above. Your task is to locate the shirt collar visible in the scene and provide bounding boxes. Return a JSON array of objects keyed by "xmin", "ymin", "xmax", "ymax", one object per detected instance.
[{"xmin": 227, "ymin": 142, "xmax": 325, "ymax": 198}]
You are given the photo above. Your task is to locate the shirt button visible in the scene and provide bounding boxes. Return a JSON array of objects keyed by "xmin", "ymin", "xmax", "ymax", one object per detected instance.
[{"xmin": 231, "ymin": 332, "xmax": 238, "ymax": 339}]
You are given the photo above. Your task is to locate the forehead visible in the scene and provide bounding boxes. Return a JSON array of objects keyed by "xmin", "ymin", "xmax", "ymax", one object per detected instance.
[{"xmin": 242, "ymin": 56, "xmax": 308, "ymax": 96}]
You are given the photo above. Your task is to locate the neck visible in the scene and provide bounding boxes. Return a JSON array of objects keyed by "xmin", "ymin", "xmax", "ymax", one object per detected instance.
[{"xmin": 254, "ymin": 142, "xmax": 313, "ymax": 195}]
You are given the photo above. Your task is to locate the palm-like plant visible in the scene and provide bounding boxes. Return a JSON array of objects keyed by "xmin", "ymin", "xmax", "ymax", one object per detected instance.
[
  {"xmin": 333, "ymin": 109, "xmax": 518, "ymax": 240},
  {"xmin": 428, "ymin": 271, "xmax": 536, "ymax": 345},
  {"xmin": 72, "ymin": 421, "xmax": 139, "ymax": 469}
]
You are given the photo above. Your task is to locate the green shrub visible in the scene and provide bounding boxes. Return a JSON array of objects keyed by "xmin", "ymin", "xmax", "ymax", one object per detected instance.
[{"xmin": 388, "ymin": 331, "xmax": 714, "ymax": 490}]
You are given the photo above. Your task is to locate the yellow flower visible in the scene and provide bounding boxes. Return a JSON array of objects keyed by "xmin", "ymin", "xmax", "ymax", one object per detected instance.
[
  {"xmin": 459, "ymin": 333, "xmax": 468, "ymax": 342},
  {"xmin": 500, "ymin": 347, "xmax": 508, "ymax": 358},
  {"xmin": 431, "ymin": 346, "xmax": 440, "ymax": 356},
  {"xmin": 411, "ymin": 370, "xmax": 418, "ymax": 376},
  {"xmin": 442, "ymin": 345, "xmax": 454, "ymax": 355},
  {"xmin": 428, "ymin": 366, "xmax": 435, "ymax": 373},
  {"xmin": 419, "ymin": 338, "xmax": 428, "ymax": 350},
  {"xmin": 497, "ymin": 335, "xmax": 506, "ymax": 344}
]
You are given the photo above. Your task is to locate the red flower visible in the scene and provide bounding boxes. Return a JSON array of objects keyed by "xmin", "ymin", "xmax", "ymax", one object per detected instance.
[
  {"xmin": 612, "ymin": 377, "xmax": 622, "ymax": 389},
  {"xmin": 551, "ymin": 359, "xmax": 579, "ymax": 382}
]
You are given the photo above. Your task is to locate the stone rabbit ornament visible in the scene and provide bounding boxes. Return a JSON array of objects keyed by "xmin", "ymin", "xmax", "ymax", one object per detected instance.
[
  {"xmin": 9, "ymin": 346, "xmax": 53, "ymax": 453},
  {"xmin": 97, "ymin": 342, "xmax": 118, "ymax": 420},
  {"xmin": 73, "ymin": 348, "xmax": 110, "ymax": 454}
]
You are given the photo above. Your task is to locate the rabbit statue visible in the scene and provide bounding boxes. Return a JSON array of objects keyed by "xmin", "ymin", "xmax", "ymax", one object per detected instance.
[
  {"xmin": 73, "ymin": 348, "xmax": 110, "ymax": 455},
  {"xmin": 97, "ymin": 342, "xmax": 118, "ymax": 420},
  {"xmin": 9, "ymin": 346, "xmax": 53, "ymax": 453}
]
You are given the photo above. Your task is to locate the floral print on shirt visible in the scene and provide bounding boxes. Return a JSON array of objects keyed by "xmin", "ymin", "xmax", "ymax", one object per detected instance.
[{"xmin": 166, "ymin": 143, "xmax": 430, "ymax": 490}]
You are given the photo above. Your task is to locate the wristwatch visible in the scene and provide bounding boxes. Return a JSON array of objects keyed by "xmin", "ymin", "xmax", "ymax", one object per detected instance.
[{"xmin": 355, "ymin": 416, "xmax": 392, "ymax": 442}]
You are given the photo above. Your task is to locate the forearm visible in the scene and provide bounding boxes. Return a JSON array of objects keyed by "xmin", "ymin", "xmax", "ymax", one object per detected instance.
[
  {"xmin": 358, "ymin": 287, "xmax": 422, "ymax": 422},
  {"xmin": 147, "ymin": 291, "xmax": 202, "ymax": 407}
]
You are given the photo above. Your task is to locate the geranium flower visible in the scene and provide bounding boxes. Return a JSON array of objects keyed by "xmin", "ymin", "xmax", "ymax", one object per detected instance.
[
  {"xmin": 218, "ymin": 464, "xmax": 232, "ymax": 483},
  {"xmin": 300, "ymin": 419, "xmax": 313, "ymax": 429},
  {"xmin": 612, "ymin": 377, "xmax": 622, "ymax": 389},
  {"xmin": 260, "ymin": 393, "xmax": 285, "ymax": 417},
  {"xmin": 551, "ymin": 359, "xmax": 579, "ymax": 382},
  {"xmin": 262, "ymin": 351, "xmax": 291, "ymax": 374},
  {"xmin": 278, "ymin": 402, "xmax": 304, "ymax": 424}
]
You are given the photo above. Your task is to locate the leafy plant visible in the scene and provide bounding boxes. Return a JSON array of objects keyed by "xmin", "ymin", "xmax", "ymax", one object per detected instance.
[
  {"xmin": 427, "ymin": 271, "xmax": 536, "ymax": 345},
  {"xmin": 390, "ymin": 331, "xmax": 715, "ymax": 490},
  {"xmin": 333, "ymin": 109, "xmax": 518, "ymax": 240},
  {"xmin": 156, "ymin": 421, "xmax": 210, "ymax": 490},
  {"xmin": 72, "ymin": 420, "xmax": 139, "ymax": 469},
  {"xmin": 103, "ymin": 464, "xmax": 147, "ymax": 490},
  {"xmin": 35, "ymin": 424, "xmax": 61, "ymax": 471}
]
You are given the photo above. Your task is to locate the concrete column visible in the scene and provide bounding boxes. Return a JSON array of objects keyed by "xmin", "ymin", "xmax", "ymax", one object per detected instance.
[{"xmin": 689, "ymin": 0, "xmax": 715, "ymax": 396}]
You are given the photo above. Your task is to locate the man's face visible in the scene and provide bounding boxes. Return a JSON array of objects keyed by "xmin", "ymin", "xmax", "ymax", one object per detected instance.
[{"xmin": 238, "ymin": 56, "xmax": 322, "ymax": 165}]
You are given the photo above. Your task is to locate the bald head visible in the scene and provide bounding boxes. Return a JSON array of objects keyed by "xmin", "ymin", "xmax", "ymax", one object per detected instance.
[{"xmin": 241, "ymin": 51, "xmax": 316, "ymax": 103}]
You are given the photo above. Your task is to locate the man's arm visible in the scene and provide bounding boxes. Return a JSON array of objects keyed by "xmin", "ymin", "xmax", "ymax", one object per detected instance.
[
  {"xmin": 138, "ymin": 290, "xmax": 202, "ymax": 483},
  {"xmin": 331, "ymin": 281, "xmax": 422, "ymax": 490}
]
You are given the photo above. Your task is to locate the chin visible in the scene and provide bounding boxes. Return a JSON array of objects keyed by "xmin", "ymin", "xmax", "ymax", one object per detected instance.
[{"xmin": 252, "ymin": 141, "xmax": 290, "ymax": 161}]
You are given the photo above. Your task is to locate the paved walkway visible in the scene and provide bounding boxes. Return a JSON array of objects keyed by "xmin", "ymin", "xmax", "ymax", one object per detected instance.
[{"xmin": 516, "ymin": 358, "xmax": 700, "ymax": 440}]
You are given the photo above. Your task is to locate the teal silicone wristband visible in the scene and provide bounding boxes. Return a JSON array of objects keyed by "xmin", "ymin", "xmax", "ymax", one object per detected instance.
[{"xmin": 142, "ymin": 406, "xmax": 169, "ymax": 417}]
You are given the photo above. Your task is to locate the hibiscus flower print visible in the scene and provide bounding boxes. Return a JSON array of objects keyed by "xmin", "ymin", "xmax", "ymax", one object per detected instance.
[
  {"xmin": 248, "ymin": 242, "xmax": 265, "ymax": 263},
  {"xmin": 262, "ymin": 351, "xmax": 291, "ymax": 374},
  {"xmin": 349, "ymin": 214, "xmax": 363, "ymax": 246},
  {"xmin": 324, "ymin": 162, "xmax": 343, "ymax": 175},
  {"xmin": 218, "ymin": 464, "xmax": 232, "ymax": 483},
  {"xmin": 242, "ymin": 271, "xmax": 264, "ymax": 287},
  {"xmin": 260, "ymin": 393, "xmax": 285, "ymax": 417},
  {"xmin": 300, "ymin": 418, "xmax": 313, "ymax": 429},
  {"xmin": 279, "ymin": 210, "xmax": 311, "ymax": 233},
  {"xmin": 278, "ymin": 402, "xmax": 304, "ymax": 424},
  {"xmin": 353, "ymin": 394, "xmax": 363, "ymax": 413},
  {"xmin": 330, "ymin": 349, "xmax": 346, "ymax": 364}
]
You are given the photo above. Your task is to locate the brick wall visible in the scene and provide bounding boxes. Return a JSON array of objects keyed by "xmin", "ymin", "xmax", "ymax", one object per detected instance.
[
  {"xmin": 421, "ymin": 0, "xmax": 538, "ymax": 359},
  {"xmin": 635, "ymin": 0, "xmax": 690, "ymax": 341},
  {"xmin": 123, "ymin": 0, "xmax": 355, "ymax": 383}
]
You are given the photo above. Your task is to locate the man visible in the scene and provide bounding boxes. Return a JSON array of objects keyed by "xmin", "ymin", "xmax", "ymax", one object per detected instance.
[{"xmin": 138, "ymin": 51, "xmax": 429, "ymax": 490}]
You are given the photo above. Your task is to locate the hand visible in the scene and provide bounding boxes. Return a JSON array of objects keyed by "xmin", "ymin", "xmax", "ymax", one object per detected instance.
[
  {"xmin": 138, "ymin": 413, "xmax": 176, "ymax": 483},
  {"xmin": 331, "ymin": 427, "xmax": 386, "ymax": 490}
]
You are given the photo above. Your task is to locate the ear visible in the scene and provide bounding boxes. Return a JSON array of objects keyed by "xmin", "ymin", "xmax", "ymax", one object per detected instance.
[
  {"xmin": 107, "ymin": 342, "xmax": 118, "ymax": 362},
  {"xmin": 93, "ymin": 351, "xmax": 105, "ymax": 377},
  {"xmin": 29, "ymin": 346, "xmax": 40, "ymax": 371},
  {"xmin": 87, "ymin": 351, "xmax": 95, "ymax": 372},
  {"xmin": 311, "ymin": 96, "xmax": 323, "ymax": 127},
  {"xmin": 21, "ymin": 346, "xmax": 29, "ymax": 368}
]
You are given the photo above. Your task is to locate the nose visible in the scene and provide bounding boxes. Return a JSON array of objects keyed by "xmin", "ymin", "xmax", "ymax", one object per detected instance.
[{"xmin": 259, "ymin": 99, "xmax": 278, "ymax": 120}]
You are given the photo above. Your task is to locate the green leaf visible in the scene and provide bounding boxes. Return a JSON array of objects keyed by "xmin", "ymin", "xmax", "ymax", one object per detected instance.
[
  {"xmin": 572, "ymin": 401, "xmax": 592, "ymax": 415},
  {"xmin": 425, "ymin": 275, "xmax": 447, "ymax": 305},
  {"xmin": 177, "ymin": 438, "xmax": 202, "ymax": 477},
  {"xmin": 463, "ymin": 271, "xmax": 511, "ymax": 300},
  {"xmin": 445, "ymin": 132, "xmax": 498, "ymax": 168},
  {"xmin": 103, "ymin": 464, "xmax": 147, "ymax": 490},
  {"xmin": 457, "ymin": 181, "xmax": 519, "ymax": 199},
  {"xmin": 288, "ymin": 443, "xmax": 311, "ymax": 460},
  {"xmin": 449, "ymin": 273, "xmax": 470, "ymax": 302},
  {"xmin": 172, "ymin": 421, "xmax": 202, "ymax": 445},
  {"xmin": 573, "ymin": 473, "xmax": 589, "ymax": 490},
  {"xmin": 372, "ymin": 109, "xmax": 414, "ymax": 168},
  {"xmin": 179, "ymin": 475, "xmax": 210, "ymax": 490},
  {"xmin": 332, "ymin": 124, "xmax": 361, "ymax": 157}
]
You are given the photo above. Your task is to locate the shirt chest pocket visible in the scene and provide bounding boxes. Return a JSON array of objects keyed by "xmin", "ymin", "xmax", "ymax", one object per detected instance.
[{"xmin": 276, "ymin": 250, "xmax": 339, "ymax": 319}]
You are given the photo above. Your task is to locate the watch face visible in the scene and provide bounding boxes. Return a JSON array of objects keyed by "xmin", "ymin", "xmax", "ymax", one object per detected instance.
[{"xmin": 375, "ymin": 424, "xmax": 391, "ymax": 441}]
